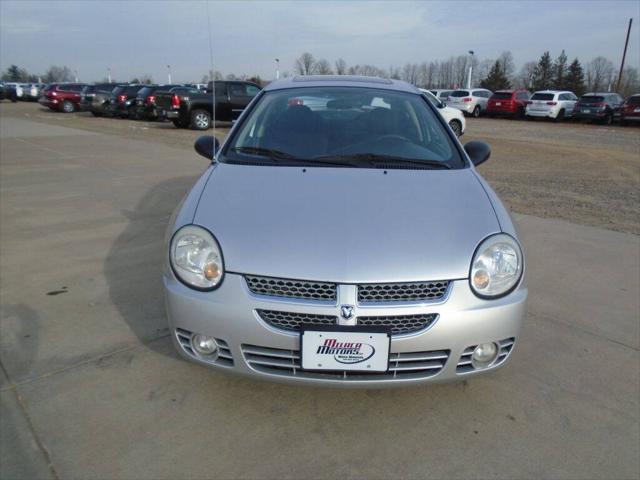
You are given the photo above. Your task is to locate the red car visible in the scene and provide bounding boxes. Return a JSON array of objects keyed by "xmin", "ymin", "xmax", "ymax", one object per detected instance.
[
  {"xmin": 487, "ymin": 89, "xmax": 531, "ymax": 118},
  {"xmin": 39, "ymin": 83, "xmax": 87, "ymax": 113},
  {"xmin": 620, "ymin": 94, "xmax": 640, "ymax": 125}
]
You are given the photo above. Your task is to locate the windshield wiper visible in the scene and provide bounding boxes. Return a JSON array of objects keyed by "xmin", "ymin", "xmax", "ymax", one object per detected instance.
[
  {"xmin": 313, "ymin": 153, "xmax": 452, "ymax": 169},
  {"xmin": 231, "ymin": 147, "xmax": 355, "ymax": 167},
  {"xmin": 231, "ymin": 146, "xmax": 297, "ymax": 160}
]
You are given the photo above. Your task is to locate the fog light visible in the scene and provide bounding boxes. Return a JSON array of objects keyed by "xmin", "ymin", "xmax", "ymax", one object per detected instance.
[
  {"xmin": 191, "ymin": 334, "xmax": 217, "ymax": 356},
  {"xmin": 472, "ymin": 342, "xmax": 498, "ymax": 367}
]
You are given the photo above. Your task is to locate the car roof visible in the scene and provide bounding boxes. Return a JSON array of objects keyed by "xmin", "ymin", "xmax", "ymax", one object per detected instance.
[{"xmin": 264, "ymin": 75, "xmax": 420, "ymax": 94}]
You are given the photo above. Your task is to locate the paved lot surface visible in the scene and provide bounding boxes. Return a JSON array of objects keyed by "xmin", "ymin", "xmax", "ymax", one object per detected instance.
[{"xmin": 0, "ymin": 107, "xmax": 639, "ymax": 479}]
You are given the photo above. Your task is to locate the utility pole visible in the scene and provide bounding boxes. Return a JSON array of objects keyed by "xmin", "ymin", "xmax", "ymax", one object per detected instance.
[
  {"xmin": 275, "ymin": 58, "xmax": 280, "ymax": 80},
  {"xmin": 467, "ymin": 50, "xmax": 474, "ymax": 89},
  {"xmin": 167, "ymin": 64, "xmax": 172, "ymax": 84},
  {"xmin": 107, "ymin": 67, "xmax": 112, "ymax": 83},
  {"xmin": 74, "ymin": 69, "xmax": 79, "ymax": 82},
  {"xmin": 616, "ymin": 18, "xmax": 632, "ymax": 92}
]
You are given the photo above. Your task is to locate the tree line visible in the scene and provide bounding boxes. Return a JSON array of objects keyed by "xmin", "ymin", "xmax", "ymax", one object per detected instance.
[{"xmin": 292, "ymin": 51, "xmax": 639, "ymax": 97}]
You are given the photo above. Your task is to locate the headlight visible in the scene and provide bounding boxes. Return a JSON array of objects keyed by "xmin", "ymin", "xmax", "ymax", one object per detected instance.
[
  {"xmin": 470, "ymin": 233, "xmax": 523, "ymax": 298},
  {"xmin": 169, "ymin": 225, "xmax": 224, "ymax": 290}
]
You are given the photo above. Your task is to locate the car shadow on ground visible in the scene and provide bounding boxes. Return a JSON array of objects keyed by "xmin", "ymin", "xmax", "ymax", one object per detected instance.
[{"xmin": 104, "ymin": 176, "xmax": 198, "ymax": 358}]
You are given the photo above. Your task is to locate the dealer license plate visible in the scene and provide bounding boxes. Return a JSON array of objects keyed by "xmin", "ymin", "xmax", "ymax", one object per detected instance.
[{"xmin": 300, "ymin": 327, "xmax": 390, "ymax": 372}]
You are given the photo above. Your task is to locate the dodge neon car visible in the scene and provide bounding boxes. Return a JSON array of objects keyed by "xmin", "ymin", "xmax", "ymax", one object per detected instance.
[{"xmin": 163, "ymin": 76, "xmax": 527, "ymax": 387}]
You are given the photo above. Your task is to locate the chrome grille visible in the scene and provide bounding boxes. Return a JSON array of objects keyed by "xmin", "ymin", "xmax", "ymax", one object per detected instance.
[
  {"xmin": 257, "ymin": 310, "xmax": 337, "ymax": 330},
  {"xmin": 241, "ymin": 344, "xmax": 449, "ymax": 381},
  {"xmin": 245, "ymin": 275, "xmax": 337, "ymax": 301},
  {"xmin": 456, "ymin": 337, "xmax": 515, "ymax": 373},
  {"xmin": 358, "ymin": 313, "xmax": 438, "ymax": 335},
  {"xmin": 175, "ymin": 328, "xmax": 233, "ymax": 367},
  {"xmin": 358, "ymin": 281, "xmax": 449, "ymax": 303}
]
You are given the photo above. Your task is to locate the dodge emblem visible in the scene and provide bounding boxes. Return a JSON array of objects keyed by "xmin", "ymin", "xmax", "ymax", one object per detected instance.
[{"xmin": 340, "ymin": 305, "xmax": 355, "ymax": 320}]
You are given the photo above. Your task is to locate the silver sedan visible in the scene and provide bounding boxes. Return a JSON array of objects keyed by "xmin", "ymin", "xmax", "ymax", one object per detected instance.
[{"xmin": 163, "ymin": 76, "xmax": 527, "ymax": 387}]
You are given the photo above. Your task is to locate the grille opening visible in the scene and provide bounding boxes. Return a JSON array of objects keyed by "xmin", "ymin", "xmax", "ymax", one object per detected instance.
[
  {"xmin": 242, "ymin": 344, "xmax": 449, "ymax": 381},
  {"xmin": 258, "ymin": 310, "xmax": 438, "ymax": 336},
  {"xmin": 245, "ymin": 275, "xmax": 337, "ymax": 301},
  {"xmin": 358, "ymin": 281, "xmax": 449, "ymax": 303}
]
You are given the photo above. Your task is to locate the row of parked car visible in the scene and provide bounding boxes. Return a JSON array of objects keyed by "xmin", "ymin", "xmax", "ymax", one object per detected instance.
[
  {"xmin": 24, "ymin": 80, "xmax": 262, "ymax": 130},
  {"xmin": 0, "ymin": 82, "xmax": 47, "ymax": 101},
  {"xmin": 428, "ymin": 88, "xmax": 640, "ymax": 125}
]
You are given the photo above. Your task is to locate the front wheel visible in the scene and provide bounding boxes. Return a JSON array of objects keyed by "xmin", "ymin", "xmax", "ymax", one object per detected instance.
[
  {"xmin": 472, "ymin": 105, "xmax": 481, "ymax": 118},
  {"xmin": 62, "ymin": 100, "xmax": 75, "ymax": 113},
  {"xmin": 449, "ymin": 120, "xmax": 462, "ymax": 137},
  {"xmin": 190, "ymin": 109, "xmax": 211, "ymax": 130}
]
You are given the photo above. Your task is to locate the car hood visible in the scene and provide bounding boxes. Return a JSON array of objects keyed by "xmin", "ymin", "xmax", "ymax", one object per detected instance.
[{"xmin": 193, "ymin": 164, "xmax": 500, "ymax": 283}]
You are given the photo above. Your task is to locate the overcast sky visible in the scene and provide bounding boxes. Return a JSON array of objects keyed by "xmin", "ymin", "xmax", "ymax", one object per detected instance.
[{"xmin": 1, "ymin": 0, "xmax": 638, "ymax": 83}]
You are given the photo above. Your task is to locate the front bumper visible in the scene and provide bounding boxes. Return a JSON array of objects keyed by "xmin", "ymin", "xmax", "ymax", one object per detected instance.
[{"xmin": 164, "ymin": 272, "xmax": 527, "ymax": 387}]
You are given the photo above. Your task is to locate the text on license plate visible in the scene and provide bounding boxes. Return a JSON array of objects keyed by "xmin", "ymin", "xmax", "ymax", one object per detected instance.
[{"xmin": 301, "ymin": 329, "xmax": 390, "ymax": 372}]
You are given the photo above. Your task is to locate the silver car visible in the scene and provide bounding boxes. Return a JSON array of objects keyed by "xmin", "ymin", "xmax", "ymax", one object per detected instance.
[
  {"xmin": 448, "ymin": 88, "xmax": 493, "ymax": 117},
  {"xmin": 164, "ymin": 76, "xmax": 527, "ymax": 387}
]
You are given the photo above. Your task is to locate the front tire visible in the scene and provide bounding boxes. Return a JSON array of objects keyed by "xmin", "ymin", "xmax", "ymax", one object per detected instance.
[
  {"xmin": 449, "ymin": 120, "xmax": 462, "ymax": 137},
  {"xmin": 191, "ymin": 109, "xmax": 211, "ymax": 130},
  {"xmin": 472, "ymin": 105, "xmax": 481, "ymax": 118},
  {"xmin": 62, "ymin": 100, "xmax": 75, "ymax": 113}
]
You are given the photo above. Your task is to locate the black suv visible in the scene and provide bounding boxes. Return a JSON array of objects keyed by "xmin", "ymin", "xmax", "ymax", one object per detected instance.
[
  {"xmin": 131, "ymin": 84, "xmax": 187, "ymax": 120},
  {"xmin": 105, "ymin": 84, "xmax": 145, "ymax": 118},
  {"xmin": 573, "ymin": 92, "xmax": 625, "ymax": 125}
]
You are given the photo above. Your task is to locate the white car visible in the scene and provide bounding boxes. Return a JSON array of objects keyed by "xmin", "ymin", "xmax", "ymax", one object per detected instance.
[
  {"xmin": 420, "ymin": 89, "xmax": 465, "ymax": 137},
  {"xmin": 429, "ymin": 89, "xmax": 454, "ymax": 103},
  {"xmin": 447, "ymin": 88, "xmax": 493, "ymax": 117},
  {"xmin": 525, "ymin": 90, "xmax": 578, "ymax": 120}
]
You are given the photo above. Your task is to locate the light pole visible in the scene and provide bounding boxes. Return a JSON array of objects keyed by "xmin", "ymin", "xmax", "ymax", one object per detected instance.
[
  {"xmin": 107, "ymin": 67, "xmax": 112, "ymax": 83},
  {"xmin": 467, "ymin": 50, "xmax": 474, "ymax": 89},
  {"xmin": 167, "ymin": 64, "xmax": 172, "ymax": 84},
  {"xmin": 74, "ymin": 69, "xmax": 79, "ymax": 83},
  {"xmin": 275, "ymin": 58, "xmax": 280, "ymax": 80}
]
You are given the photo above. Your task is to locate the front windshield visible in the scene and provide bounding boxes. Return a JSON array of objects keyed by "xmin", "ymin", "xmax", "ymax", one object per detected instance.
[{"xmin": 224, "ymin": 87, "xmax": 463, "ymax": 169}]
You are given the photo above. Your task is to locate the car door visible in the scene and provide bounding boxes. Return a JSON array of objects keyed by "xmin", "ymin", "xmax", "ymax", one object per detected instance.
[{"xmin": 228, "ymin": 82, "xmax": 260, "ymax": 120}]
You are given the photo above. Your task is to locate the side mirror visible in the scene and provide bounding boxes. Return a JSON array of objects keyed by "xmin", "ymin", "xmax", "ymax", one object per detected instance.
[
  {"xmin": 464, "ymin": 141, "xmax": 491, "ymax": 167},
  {"xmin": 194, "ymin": 135, "xmax": 220, "ymax": 161}
]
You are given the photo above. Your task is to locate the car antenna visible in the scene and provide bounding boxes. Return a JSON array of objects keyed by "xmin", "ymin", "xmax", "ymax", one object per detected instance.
[{"xmin": 206, "ymin": 0, "xmax": 216, "ymax": 158}]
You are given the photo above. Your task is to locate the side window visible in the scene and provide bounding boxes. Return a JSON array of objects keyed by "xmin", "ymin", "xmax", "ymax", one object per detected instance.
[
  {"xmin": 70, "ymin": 85, "xmax": 83, "ymax": 92},
  {"xmin": 214, "ymin": 83, "xmax": 228, "ymax": 97},
  {"xmin": 229, "ymin": 83, "xmax": 247, "ymax": 97},
  {"xmin": 558, "ymin": 93, "xmax": 568, "ymax": 101},
  {"xmin": 246, "ymin": 85, "xmax": 260, "ymax": 97}
]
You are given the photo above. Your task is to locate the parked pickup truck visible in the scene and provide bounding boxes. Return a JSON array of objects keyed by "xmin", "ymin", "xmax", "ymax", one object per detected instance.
[{"xmin": 155, "ymin": 80, "xmax": 261, "ymax": 129}]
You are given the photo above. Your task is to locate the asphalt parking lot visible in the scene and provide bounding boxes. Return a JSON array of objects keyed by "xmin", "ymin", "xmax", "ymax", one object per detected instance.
[{"xmin": 1, "ymin": 104, "xmax": 639, "ymax": 479}]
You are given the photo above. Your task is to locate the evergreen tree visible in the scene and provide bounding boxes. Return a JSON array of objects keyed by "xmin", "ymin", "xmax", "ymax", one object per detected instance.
[
  {"xmin": 531, "ymin": 51, "xmax": 554, "ymax": 90},
  {"xmin": 553, "ymin": 50, "xmax": 568, "ymax": 89},
  {"xmin": 565, "ymin": 58, "xmax": 585, "ymax": 95},
  {"xmin": 480, "ymin": 60, "xmax": 511, "ymax": 91}
]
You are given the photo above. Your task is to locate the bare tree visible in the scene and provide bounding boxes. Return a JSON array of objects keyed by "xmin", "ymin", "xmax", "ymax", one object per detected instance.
[
  {"xmin": 514, "ymin": 61, "xmax": 537, "ymax": 89},
  {"xmin": 334, "ymin": 58, "xmax": 347, "ymax": 75},
  {"xmin": 294, "ymin": 52, "xmax": 317, "ymax": 75},
  {"xmin": 586, "ymin": 56, "xmax": 614, "ymax": 92},
  {"xmin": 402, "ymin": 63, "xmax": 419, "ymax": 85},
  {"xmin": 387, "ymin": 65, "xmax": 401, "ymax": 80},
  {"xmin": 139, "ymin": 74, "xmax": 153, "ymax": 84},
  {"xmin": 498, "ymin": 51, "xmax": 516, "ymax": 79},
  {"xmin": 615, "ymin": 66, "xmax": 640, "ymax": 97},
  {"xmin": 43, "ymin": 65, "xmax": 73, "ymax": 83},
  {"xmin": 315, "ymin": 59, "xmax": 333, "ymax": 75}
]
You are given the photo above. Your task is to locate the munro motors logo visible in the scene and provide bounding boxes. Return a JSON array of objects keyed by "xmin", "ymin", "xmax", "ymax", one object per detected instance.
[{"xmin": 316, "ymin": 338, "xmax": 375, "ymax": 364}]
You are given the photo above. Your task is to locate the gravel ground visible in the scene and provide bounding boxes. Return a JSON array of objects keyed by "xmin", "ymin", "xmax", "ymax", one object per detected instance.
[{"xmin": 2, "ymin": 101, "xmax": 639, "ymax": 234}]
